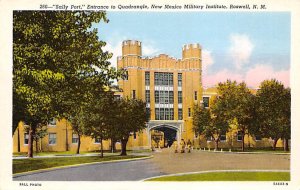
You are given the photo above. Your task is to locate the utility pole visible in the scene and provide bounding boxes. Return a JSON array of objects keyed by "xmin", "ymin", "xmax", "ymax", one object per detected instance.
[{"xmin": 65, "ymin": 120, "xmax": 69, "ymax": 151}]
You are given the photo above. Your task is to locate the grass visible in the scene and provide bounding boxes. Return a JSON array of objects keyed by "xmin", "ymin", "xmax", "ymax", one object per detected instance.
[
  {"xmin": 146, "ymin": 172, "xmax": 290, "ymax": 181},
  {"xmin": 13, "ymin": 155, "xmax": 146, "ymax": 174},
  {"xmin": 13, "ymin": 149, "xmax": 152, "ymax": 156}
]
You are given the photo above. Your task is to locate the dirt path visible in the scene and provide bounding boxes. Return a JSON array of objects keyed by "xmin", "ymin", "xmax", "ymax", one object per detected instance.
[{"xmin": 150, "ymin": 148, "xmax": 290, "ymax": 174}]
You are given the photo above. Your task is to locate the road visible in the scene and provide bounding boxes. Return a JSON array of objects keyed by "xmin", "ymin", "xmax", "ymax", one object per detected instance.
[{"xmin": 13, "ymin": 149, "xmax": 290, "ymax": 181}]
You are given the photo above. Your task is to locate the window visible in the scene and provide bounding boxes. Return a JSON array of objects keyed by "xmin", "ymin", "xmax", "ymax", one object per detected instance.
[
  {"xmin": 164, "ymin": 91, "xmax": 169, "ymax": 104},
  {"xmin": 207, "ymin": 136, "xmax": 213, "ymax": 142},
  {"xmin": 255, "ymin": 135, "xmax": 262, "ymax": 141},
  {"xmin": 178, "ymin": 91, "xmax": 182, "ymax": 103},
  {"xmin": 48, "ymin": 118, "xmax": 56, "ymax": 126},
  {"xmin": 24, "ymin": 133, "xmax": 29, "ymax": 145},
  {"xmin": 159, "ymin": 91, "xmax": 164, "ymax": 103},
  {"xmin": 170, "ymin": 108, "xmax": 174, "ymax": 120},
  {"xmin": 194, "ymin": 91, "xmax": 197, "ymax": 101},
  {"xmin": 155, "ymin": 108, "xmax": 159, "ymax": 120},
  {"xmin": 145, "ymin": 71, "xmax": 150, "ymax": 85},
  {"xmin": 168, "ymin": 73, "xmax": 173, "ymax": 85},
  {"xmin": 220, "ymin": 134, "xmax": 226, "ymax": 141},
  {"xmin": 160, "ymin": 108, "xmax": 164, "ymax": 120},
  {"xmin": 165, "ymin": 108, "xmax": 170, "ymax": 120},
  {"xmin": 188, "ymin": 108, "xmax": 191, "ymax": 117},
  {"xmin": 169, "ymin": 91, "xmax": 174, "ymax": 103},
  {"xmin": 163, "ymin": 73, "xmax": 168, "ymax": 86},
  {"xmin": 203, "ymin": 97, "xmax": 210, "ymax": 108},
  {"xmin": 133, "ymin": 132, "xmax": 137, "ymax": 139},
  {"xmin": 159, "ymin": 73, "xmax": 163, "ymax": 86},
  {"xmin": 95, "ymin": 137, "xmax": 101, "ymax": 144},
  {"xmin": 178, "ymin": 108, "xmax": 183, "ymax": 120},
  {"xmin": 132, "ymin": 90, "xmax": 136, "ymax": 99},
  {"xmin": 178, "ymin": 73, "xmax": 182, "ymax": 87},
  {"xmin": 49, "ymin": 133, "xmax": 57, "ymax": 145},
  {"xmin": 155, "ymin": 91, "xmax": 159, "ymax": 103},
  {"xmin": 72, "ymin": 133, "xmax": 79, "ymax": 144},
  {"xmin": 237, "ymin": 131, "xmax": 243, "ymax": 141},
  {"xmin": 145, "ymin": 90, "xmax": 150, "ymax": 103},
  {"xmin": 154, "ymin": 72, "xmax": 174, "ymax": 86},
  {"xmin": 154, "ymin": 73, "xmax": 159, "ymax": 85},
  {"xmin": 146, "ymin": 108, "xmax": 151, "ymax": 118}
]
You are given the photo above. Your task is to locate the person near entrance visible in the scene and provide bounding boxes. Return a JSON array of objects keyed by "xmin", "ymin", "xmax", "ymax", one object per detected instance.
[
  {"xmin": 180, "ymin": 139, "xmax": 185, "ymax": 153},
  {"xmin": 187, "ymin": 139, "xmax": 192, "ymax": 153},
  {"xmin": 173, "ymin": 140, "xmax": 178, "ymax": 153}
]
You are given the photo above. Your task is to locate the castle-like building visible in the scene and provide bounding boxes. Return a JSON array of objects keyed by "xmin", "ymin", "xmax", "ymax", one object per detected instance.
[{"xmin": 13, "ymin": 40, "xmax": 285, "ymax": 153}]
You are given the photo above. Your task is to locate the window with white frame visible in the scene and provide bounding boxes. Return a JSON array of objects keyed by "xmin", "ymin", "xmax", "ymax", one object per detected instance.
[
  {"xmin": 48, "ymin": 133, "xmax": 57, "ymax": 145},
  {"xmin": 72, "ymin": 133, "xmax": 79, "ymax": 144},
  {"xmin": 203, "ymin": 97, "xmax": 210, "ymax": 108},
  {"xmin": 188, "ymin": 108, "xmax": 191, "ymax": 117},
  {"xmin": 145, "ymin": 90, "xmax": 150, "ymax": 103},
  {"xmin": 178, "ymin": 73, "xmax": 182, "ymax": 87},
  {"xmin": 24, "ymin": 133, "xmax": 29, "ymax": 145},
  {"xmin": 178, "ymin": 108, "xmax": 183, "ymax": 120},
  {"xmin": 178, "ymin": 91, "xmax": 182, "ymax": 104},
  {"xmin": 145, "ymin": 71, "xmax": 150, "ymax": 85}
]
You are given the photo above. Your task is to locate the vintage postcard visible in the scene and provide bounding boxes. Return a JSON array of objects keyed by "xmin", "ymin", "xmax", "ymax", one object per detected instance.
[{"xmin": 0, "ymin": 0, "xmax": 299, "ymax": 190}]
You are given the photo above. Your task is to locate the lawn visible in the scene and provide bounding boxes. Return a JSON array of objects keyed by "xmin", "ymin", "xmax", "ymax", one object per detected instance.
[
  {"xmin": 146, "ymin": 172, "xmax": 290, "ymax": 181},
  {"xmin": 13, "ymin": 155, "xmax": 146, "ymax": 174}
]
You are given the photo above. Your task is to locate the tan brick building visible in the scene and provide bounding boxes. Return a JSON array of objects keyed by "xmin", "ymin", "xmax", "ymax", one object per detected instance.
[{"xmin": 13, "ymin": 40, "xmax": 286, "ymax": 153}]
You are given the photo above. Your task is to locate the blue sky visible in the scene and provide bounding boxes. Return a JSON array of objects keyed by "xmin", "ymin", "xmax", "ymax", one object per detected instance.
[{"xmin": 94, "ymin": 12, "xmax": 290, "ymax": 88}]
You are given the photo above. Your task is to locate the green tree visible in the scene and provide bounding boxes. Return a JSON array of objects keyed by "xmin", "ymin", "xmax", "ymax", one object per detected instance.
[
  {"xmin": 256, "ymin": 79, "xmax": 291, "ymax": 151},
  {"xmin": 113, "ymin": 98, "xmax": 149, "ymax": 156},
  {"xmin": 211, "ymin": 80, "xmax": 255, "ymax": 151},
  {"xmin": 82, "ymin": 91, "xmax": 116, "ymax": 157},
  {"xmin": 13, "ymin": 11, "xmax": 121, "ymax": 157}
]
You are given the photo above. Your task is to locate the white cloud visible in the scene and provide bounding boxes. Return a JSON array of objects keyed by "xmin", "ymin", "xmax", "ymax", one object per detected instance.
[
  {"xmin": 104, "ymin": 42, "xmax": 122, "ymax": 68},
  {"xmin": 229, "ymin": 34, "xmax": 254, "ymax": 70},
  {"xmin": 202, "ymin": 49, "xmax": 214, "ymax": 72}
]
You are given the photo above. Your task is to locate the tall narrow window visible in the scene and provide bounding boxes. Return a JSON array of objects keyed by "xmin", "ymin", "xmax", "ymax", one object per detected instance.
[
  {"xmin": 24, "ymin": 133, "xmax": 29, "ymax": 145},
  {"xmin": 132, "ymin": 90, "xmax": 136, "ymax": 99},
  {"xmin": 194, "ymin": 91, "xmax": 197, "ymax": 100},
  {"xmin": 188, "ymin": 108, "xmax": 191, "ymax": 117},
  {"xmin": 155, "ymin": 108, "xmax": 159, "ymax": 120},
  {"xmin": 159, "ymin": 73, "xmax": 163, "ymax": 85},
  {"xmin": 160, "ymin": 108, "xmax": 164, "ymax": 120},
  {"xmin": 178, "ymin": 73, "xmax": 182, "ymax": 87},
  {"xmin": 169, "ymin": 91, "xmax": 174, "ymax": 103},
  {"xmin": 155, "ymin": 91, "xmax": 159, "ymax": 103},
  {"xmin": 145, "ymin": 71, "xmax": 150, "ymax": 85},
  {"xmin": 178, "ymin": 91, "xmax": 182, "ymax": 103},
  {"xmin": 49, "ymin": 133, "xmax": 57, "ymax": 145},
  {"xmin": 170, "ymin": 108, "xmax": 174, "ymax": 120},
  {"xmin": 169, "ymin": 73, "xmax": 173, "ymax": 85},
  {"xmin": 72, "ymin": 133, "xmax": 79, "ymax": 144},
  {"xmin": 178, "ymin": 108, "xmax": 183, "ymax": 120},
  {"xmin": 165, "ymin": 108, "xmax": 170, "ymax": 120},
  {"xmin": 159, "ymin": 91, "xmax": 164, "ymax": 103},
  {"xmin": 155, "ymin": 73, "xmax": 159, "ymax": 85},
  {"xmin": 145, "ymin": 90, "xmax": 150, "ymax": 103},
  {"xmin": 203, "ymin": 97, "xmax": 210, "ymax": 108}
]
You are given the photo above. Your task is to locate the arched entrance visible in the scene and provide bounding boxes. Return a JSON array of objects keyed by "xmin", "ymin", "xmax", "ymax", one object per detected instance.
[
  {"xmin": 151, "ymin": 125, "xmax": 177, "ymax": 148},
  {"xmin": 147, "ymin": 120, "xmax": 183, "ymax": 149}
]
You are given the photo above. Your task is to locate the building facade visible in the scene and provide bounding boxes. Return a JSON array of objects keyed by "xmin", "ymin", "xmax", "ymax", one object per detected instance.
[{"xmin": 13, "ymin": 40, "xmax": 286, "ymax": 153}]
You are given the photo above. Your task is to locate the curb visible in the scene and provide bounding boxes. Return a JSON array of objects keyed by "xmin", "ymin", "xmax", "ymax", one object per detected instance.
[
  {"xmin": 141, "ymin": 169, "xmax": 290, "ymax": 181},
  {"xmin": 195, "ymin": 149, "xmax": 290, "ymax": 155},
  {"xmin": 13, "ymin": 155, "xmax": 153, "ymax": 178}
]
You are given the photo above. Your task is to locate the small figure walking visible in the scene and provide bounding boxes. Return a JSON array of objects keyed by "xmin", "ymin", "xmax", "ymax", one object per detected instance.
[
  {"xmin": 173, "ymin": 140, "xmax": 178, "ymax": 153},
  {"xmin": 180, "ymin": 139, "xmax": 185, "ymax": 153},
  {"xmin": 187, "ymin": 139, "xmax": 192, "ymax": 153}
]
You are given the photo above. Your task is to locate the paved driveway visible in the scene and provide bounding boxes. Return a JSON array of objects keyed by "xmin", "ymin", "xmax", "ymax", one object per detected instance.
[{"xmin": 13, "ymin": 149, "xmax": 290, "ymax": 181}]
